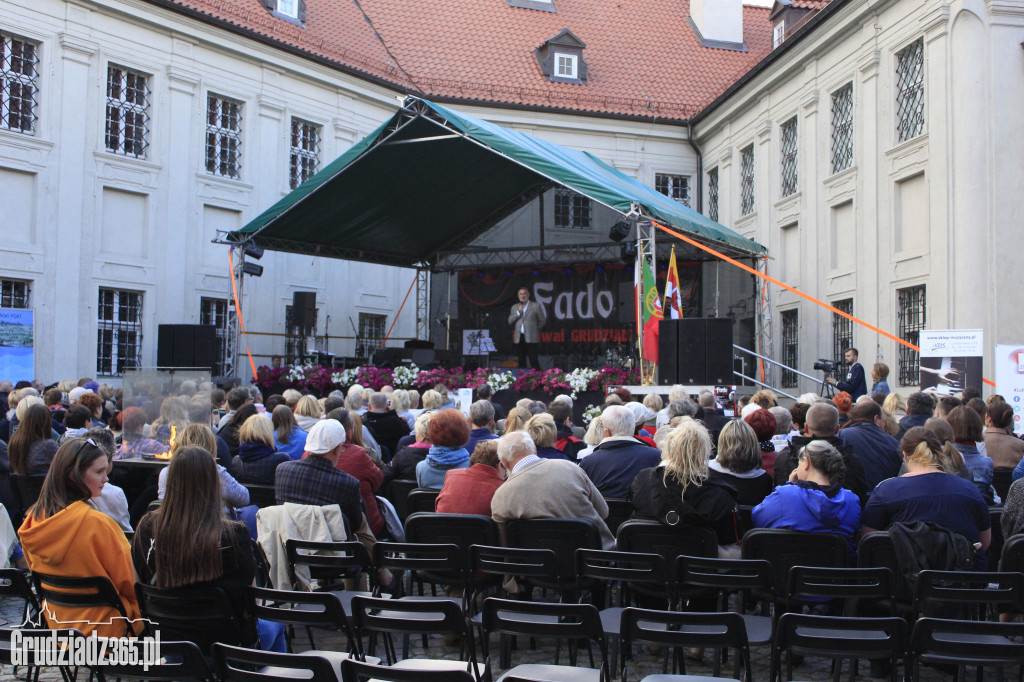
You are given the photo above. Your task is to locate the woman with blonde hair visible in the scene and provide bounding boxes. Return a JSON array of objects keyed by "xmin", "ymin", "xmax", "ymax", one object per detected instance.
[
  {"xmin": 710, "ymin": 420, "xmax": 773, "ymax": 505},
  {"xmin": 502, "ymin": 406, "xmax": 531, "ymax": 434},
  {"xmin": 391, "ymin": 389, "xmax": 415, "ymax": 429},
  {"xmin": 158, "ymin": 423, "xmax": 250, "ymax": 510},
  {"xmin": 882, "ymin": 392, "xmax": 907, "ymax": 419},
  {"xmin": 230, "ymin": 416, "xmax": 289, "ymax": 485},
  {"xmin": 629, "ymin": 418, "xmax": 740, "ymax": 555},
  {"xmin": 384, "ymin": 410, "xmax": 434, "ymax": 482},
  {"xmin": 151, "ymin": 396, "xmax": 189, "ymax": 446},
  {"xmin": 525, "ymin": 413, "xmax": 568, "ymax": 460},
  {"xmin": 576, "ymin": 416, "xmax": 604, "ymax": 460},
  {"xmin": 421, "ymin": 389, "xmax": 444, "ymax": 411},
  {"xmin": 293, "ymin": 395, "xmax": 322, "ymax": 432}
]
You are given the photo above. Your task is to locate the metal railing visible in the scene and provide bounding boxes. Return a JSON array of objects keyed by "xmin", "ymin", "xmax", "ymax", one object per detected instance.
[{"xmin": 731, "ymin": 344, "xmax": 825, "ymax": 401}]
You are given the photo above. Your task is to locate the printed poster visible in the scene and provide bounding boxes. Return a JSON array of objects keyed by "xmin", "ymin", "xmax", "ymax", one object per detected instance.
[
  {"xmin": 995, "ymin": 344, "xmax": 1024, "ymax": 435},
  {"xmin": 0, "ymin": 308, "xmax": 34, "ymax": 383},
  {"xmin": 918, "ymin": 329, "xmax": 983, "ymax": 396}
]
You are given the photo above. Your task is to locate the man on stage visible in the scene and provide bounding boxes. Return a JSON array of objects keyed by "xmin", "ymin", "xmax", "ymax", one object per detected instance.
[{"xmin": 508, "ymin": 286, "xmax": 546, "ymax": 370}]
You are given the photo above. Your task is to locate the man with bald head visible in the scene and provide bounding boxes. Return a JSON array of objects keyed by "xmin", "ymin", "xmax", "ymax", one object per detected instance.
[
  {"xmin": 490, "ymin": 431, "xmax": 614, "ymax": 549},
  {"xmin": 361, "ymin": 391, "xmax": 411, "ymax": 460},
  {"xmin": 773, "ymin": 402, "xmax": 868, "ymax": 505}
]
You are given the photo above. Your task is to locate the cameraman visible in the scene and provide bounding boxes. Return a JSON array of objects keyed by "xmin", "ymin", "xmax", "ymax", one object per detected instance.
[{"xmin": 826, "ymin": 348, "xmax": 867, "ymax": 400}]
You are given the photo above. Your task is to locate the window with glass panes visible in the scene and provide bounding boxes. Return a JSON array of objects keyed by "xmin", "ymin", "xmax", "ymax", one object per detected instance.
[
  {"xmin": 781, "ymin": 309, "xmax": 799, "ymax": 387},
  {"xmin": 105, "ymin": 65, "xmax": 150, "ymax": 157},
  {"xmin": 357, "ymin": 313, "xmax": 386, "ymax": 360},
  {"xmin": 780, "ymin": 117, "xmax": 798, "ymax": 197},
  {"xmin": 895, "ymin": 39, "xmax": 925, "ymax": 142},
  {"xmin": 553, "ymin": 188, "xmax": 591, "ymax": 229},
  {"xmin": 289, "ymin": 118, "xmax": 320, "ymax": 189},
  {"xmin": 832, "ymin": 298, "xmax": 853, "ymax": 377},
  {"xmin": 205, "ymin": 95, "xmax": 242, "ymax": 178},
  {"xmin": 740, "ymin": 145, "xmax": 755, "ymax": 215},
  {"xmin": 97, "ymin": 288, "xmax": 143, "ymax": 376},
  {"xmin": 0, "ymin": 279, "xmax": 30, "ymax": 308},
  {"xmin": 830, "ymin": 83, "xmax": 853, "ymax": 173},
  {"xmin": 898, "ymin": 286, "xmax": 926, "ymax": 385},
  {"xmin": 655, "ymin": 174, "xmax": 691, "ymax": 207},
  {"xmin": 0, "ymin": 32, "xmax": 38, "ymax": 134},
  {"xmin": 200, "ymin": 297, "xmax": 235, "ymax": 377},
  {"xmin": 707, "ymin": 167, "xmax": 719, "ymax": 222}
]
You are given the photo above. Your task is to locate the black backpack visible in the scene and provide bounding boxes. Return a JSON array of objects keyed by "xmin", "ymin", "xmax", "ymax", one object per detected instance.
[{"xmin": 889, "ymin": 520, "xmax": 976, "ymax": 588}]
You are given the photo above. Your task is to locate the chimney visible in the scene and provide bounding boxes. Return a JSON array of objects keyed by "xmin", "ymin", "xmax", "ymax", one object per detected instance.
[{"xmin": 689, "ymin": 0, "xmax": 746, "ymax": 50}]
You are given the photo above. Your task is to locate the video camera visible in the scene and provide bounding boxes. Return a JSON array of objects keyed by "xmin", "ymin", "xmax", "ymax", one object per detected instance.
[{"xmin": 813, "ymin": 358, "xmax": 838, "ymax": 375}]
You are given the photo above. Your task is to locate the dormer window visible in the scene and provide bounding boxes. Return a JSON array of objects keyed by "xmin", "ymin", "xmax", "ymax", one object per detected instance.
[
  {"xmin": 555, "ymin": 54, "xmax": 578, "ymax": 79},
  {"xmin": 535, "ymin": 29, "xmax": 587, "ymax": 84},
  {"xmin": 773, "ymin": 21, "xmax": 785, "ymax": 48},
  {"xmin": 258, "ymin": 0, "xmax": 306, "ymax": 24}
]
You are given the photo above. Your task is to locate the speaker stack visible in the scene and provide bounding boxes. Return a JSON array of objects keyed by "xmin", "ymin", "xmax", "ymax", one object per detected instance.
[
  {"xmin": 658, "ymin": 318, "xmax": 734, "ymax": 386},
  {"xmin": 157, "ymin": 324, "xmax": 218, "ymax": 371},
  {"xmin": 292, "ymin": 291, "xmax": 317, "ymax": 329}
]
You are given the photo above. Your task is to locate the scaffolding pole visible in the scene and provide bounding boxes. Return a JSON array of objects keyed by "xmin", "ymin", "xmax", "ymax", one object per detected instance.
[{"xmin": 415, "ymin": 267, "xmax": 430, "ymax": 341}]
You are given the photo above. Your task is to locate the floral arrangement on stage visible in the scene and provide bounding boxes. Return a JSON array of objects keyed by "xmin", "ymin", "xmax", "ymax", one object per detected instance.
[{"xmin": 253, "ymin": 363, "xmax": 639, "ymax": 398}]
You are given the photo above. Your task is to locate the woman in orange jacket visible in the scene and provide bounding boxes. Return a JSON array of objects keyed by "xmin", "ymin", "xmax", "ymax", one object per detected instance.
[{"xmin": 19, "ymin": 437, "xmax": 143, "ymax": 637}]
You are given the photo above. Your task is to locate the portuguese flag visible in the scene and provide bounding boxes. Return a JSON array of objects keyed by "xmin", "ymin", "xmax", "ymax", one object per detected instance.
[{"xmin": 641, "ymin": 257, "xmax": 663, "ymax": 363}]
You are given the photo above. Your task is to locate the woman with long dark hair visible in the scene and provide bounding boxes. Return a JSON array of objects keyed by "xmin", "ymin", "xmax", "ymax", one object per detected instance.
[
  {"xmin": 132, "ymin": 446, "xmax": 284, "ymax": 653},
  {"xmin": 271, "ymin": 405, "xmax": 306, "ymax": 460},
  {"xmin": 9, "ymin": 403, "xmax": 57, "ymax": 475},
  {"xmin": 19, "ymin": 437, "xmax": 143, "ymax": 637}
]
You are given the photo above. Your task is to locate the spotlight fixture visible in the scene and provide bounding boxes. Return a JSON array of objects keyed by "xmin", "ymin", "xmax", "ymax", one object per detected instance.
[
  {"xmin": 243, "ymin": 242, "xmax": 264, "ymax": 260},
  {"xmin": 240, "ymin": 262, "xmax": 264, "ymax": 277},
  {"xmin": 620, "ymin": 242, "xmax": 637, "ymax": 262},
  {"xmin": 608, "ymin": 220, "xmax": 632, "ymax": 242}
]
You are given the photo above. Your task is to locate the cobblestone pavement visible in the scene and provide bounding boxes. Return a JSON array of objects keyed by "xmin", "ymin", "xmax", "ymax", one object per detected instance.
[{"xmin": 0, "ymin": 592, "xmax": 961, "ymax": 681}]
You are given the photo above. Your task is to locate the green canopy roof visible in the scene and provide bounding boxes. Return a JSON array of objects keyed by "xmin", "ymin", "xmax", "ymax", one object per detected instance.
[{"xmin": 230, "ymin": 97, "xmax": 766, "ymax": 266}]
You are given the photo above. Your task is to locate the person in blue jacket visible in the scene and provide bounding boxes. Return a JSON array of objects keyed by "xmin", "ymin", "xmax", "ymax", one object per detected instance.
[
  {"xmin": 752, "ymin": 439, "xmax": 861, "ymax": 558},
  {"xmin": 826, "ymin": 348, "xmax": 867, "ymax": 400}
]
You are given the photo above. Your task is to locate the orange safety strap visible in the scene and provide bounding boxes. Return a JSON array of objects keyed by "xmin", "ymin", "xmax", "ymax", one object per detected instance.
[
  {"xmin": 652, "ymin": 221, "xmax": 996, "ymax": 387},
  {"xmin": 381, "ymin": 273, "xmax": 418, "ymax": 348},
  {"xmin": 229, "ymin": 248, "xmax": 258, "ymax": 378}
]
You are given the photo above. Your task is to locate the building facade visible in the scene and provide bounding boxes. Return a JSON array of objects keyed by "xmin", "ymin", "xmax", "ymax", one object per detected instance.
[{"xmin": 693, "ymin": 0, "xmax": 1024, "ymax": 395}]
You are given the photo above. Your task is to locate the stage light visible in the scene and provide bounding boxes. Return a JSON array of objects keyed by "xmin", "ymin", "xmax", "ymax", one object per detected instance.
[
  {"xmin": 620, "ymin": 242, "xmax": 637, "ymax": 262},
  {"xmin": 243, "ymin": 242, "xmax": 264, "ymax": 260},
  {"xmin": 608, "ymin": 220, "xmax": 632, "ymax": 242},
  {"xmin": 241, "ymin": 262, "xmax": 264, "ymax": 277}
]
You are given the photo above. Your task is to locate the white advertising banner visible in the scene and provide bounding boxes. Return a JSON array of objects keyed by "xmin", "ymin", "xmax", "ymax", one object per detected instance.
[
  {"xmin": 918, "ymin": 329, "xmax": 984, "ymax": 395},
  {"xmin": 995, "ymin": 344, "xmax": 1024, "ymax": 435}
]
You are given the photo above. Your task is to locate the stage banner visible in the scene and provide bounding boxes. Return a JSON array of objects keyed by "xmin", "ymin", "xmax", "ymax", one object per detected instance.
[
  {"xmin": 995, "ymin": 344, "xmax": 1024, "ymax": 435},
  {"xmin": 918, "ymin": 329, "xmax": 983, "ymax": 396},
  {"xmin": 457, "ymin": 262, "xmax": 699, "ymax": 358},
  {"xmin": 0, "ymin": 308, "xmax": 34, "ymax": 382}
]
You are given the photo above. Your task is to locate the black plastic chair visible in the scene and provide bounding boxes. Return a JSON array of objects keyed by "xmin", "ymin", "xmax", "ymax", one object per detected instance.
[
  {"xmin": 251, "ymin": 586, "xmax": 360, "ymax": 657},
  {"xmin": 575, "ymin": 548, "xmax": 667, "ymax": 671},
  {"xmin": 787, "ymin": 565, "xmax": 896, "ymax": 614},
  {"xmin": 857, "ymin": 531, "xmax": 913, "ymax": 614},
  {"xmin": 740, "ymin": 528, "xmax": 847, "ymax": 606},
  {"xmin": 136, "ymin": 583, "xmax": 249, "ymax": 655},
  {"xmin": 619, "ymin": 607, "xmax": 752, "ymax": 682},
  {"xmin": 383, "ymin": 479, "xmax": 419, "ymax": 523},
  {"xmin": 340, "ymin": 658, "xmax": 474, "ymax": 682},
  {"xmin": 480, "ymin": 597, "xmax": 608, "ymax": 682},
  {"xmin": 405, "ymin": 512, "xmax": 502, "ymax": 600},
  {"xmin": 676, "ymin": 555, "xmax": 775, "ymax": 647},
  {"xmin": 407, "ymin": 488, "xmax": 440, "ymax": 516},
  {"xmin": 913, "ymin": 569, "xmax": 1024, "ymax": 620},
  {"xmin": 348, "ymin": 595, "xmax": 482, "ymax": 681},
  {"xmin": 372, "ymin": 542, "xmax": 465, "ymax": 602},
  {"xmin": 285, "ymin": 539, "xmax": 376, "ymax": 597},
  {"xmin": 1000, "ymin": 533, "xmax": 1024, "ymax": 573},
  {"xmin": 0, "ymin": 567, "xmax": 41, "ymax": 628},
  {"xmin": 735, "ymin": 505, "xmax": 755, "ymax": 537},
  {"xmin": 771, "ymin": 612, "xmax": 906, "ymax": 682},
  {"xmin": 243, "ymin": 483, "xmax": 278, "ymax": 508},
  {"xmin": 0, "ymin": 627, "xmax": 83, "ymax": 682},
  {"xmin": 97, "ymin": 639, "xmax": 216, "ymax": 681},
  {"xmin": 602, "ymin": 498, "xmax": 633, "ymax": 537},
  {"xmin": 909, "ymin": 617, "xmax": 1024, "ymax": 681},
  {"xmin": 616, "ymin": 519, "xmax": 718, "ymax": 606},
  {"xmin": 10, "ymin": 474, "xmax": 46, "ymax": 526},
  {"xmin": 213, "ymin": 642, "xmax": 341, "ymax": 682},
  {"xmin": 506, "ymin": 518, "xmax": 603, "ymax": 602},
  {"xmin": 994, "ymin": 467, "xmax": 1014, "ymax": 504},
  {"xmin": 32, "ymin": 572, "xmax": 133, "ymax": 637},
  {"xmin": 990, "ymin": 507, "xmax": 1006, "ymax": 570}
]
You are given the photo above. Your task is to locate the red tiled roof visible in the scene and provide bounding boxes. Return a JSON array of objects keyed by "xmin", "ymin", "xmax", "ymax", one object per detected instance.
[
  {"xmin": 788, "ymin": 0, "xmax": 830, "ymax": 10},
  {"xmin": 152, "ymin": 0, "xmax": 774, "ymax": 122}
]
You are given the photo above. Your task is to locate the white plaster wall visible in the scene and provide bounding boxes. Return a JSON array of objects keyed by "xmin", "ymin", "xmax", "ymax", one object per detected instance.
[
  {"xmin": 694, "ymin": 0, "xmax": 1024, "ymax": 396},
  {"xmin": 0, "ymin": 0, "xmax": 698, "ymax": 384}
]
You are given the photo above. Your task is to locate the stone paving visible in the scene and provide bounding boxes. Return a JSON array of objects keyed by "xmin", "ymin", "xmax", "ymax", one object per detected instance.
[{"xmin": 0, "ymin": 587, "xmax": 972, "ymax": 681}]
